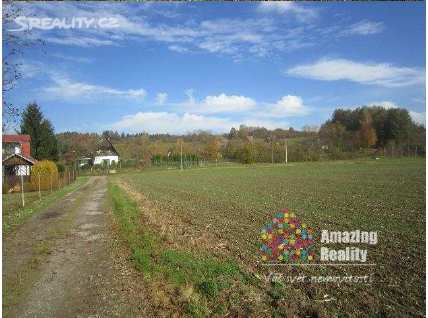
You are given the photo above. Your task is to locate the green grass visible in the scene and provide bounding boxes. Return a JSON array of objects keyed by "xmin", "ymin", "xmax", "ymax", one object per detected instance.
[
  {"xmin": 109, "ymin": 183, "xmax": 251, "ymax": 316},
  {"xmin": 2, "ymin": 176, "xmax": 89, "ymax": 233},
  {"xmin": 110, "ymin": 158, "xmax": 425, "ymax": 317}
]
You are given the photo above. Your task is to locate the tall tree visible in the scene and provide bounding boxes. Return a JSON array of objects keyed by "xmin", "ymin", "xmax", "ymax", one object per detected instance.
[
  {"xmin": 205, "ymin": 137, "xmax": 221, "ymax": 160},
  {"xmin": 3, "ymin": 1, "xmax": 44, "ymax": 128},
  {"xmin": 385, "ymin": 108, "xmax": 412, "ymax": 144},
  {"xmin": 359, "ymin": 110, "xmax": 377, "ymax": 148},
  {"xmin": 20, "ymin": 103, "xmax": 58, "ymax": 160}
]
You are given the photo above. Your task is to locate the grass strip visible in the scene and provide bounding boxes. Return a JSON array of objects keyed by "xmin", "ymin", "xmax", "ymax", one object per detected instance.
[
  {"xmin": 108, "ymin": 182, "xmax": 254, "ymax": 317},
  {"xmin": 3, "ymin": 176, "xmax": 89, "ymax": 234}
]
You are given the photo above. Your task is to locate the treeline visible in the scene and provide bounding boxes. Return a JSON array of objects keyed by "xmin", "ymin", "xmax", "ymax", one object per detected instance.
[
  {"xmin": 320, "ymin": 106, "xmax": 425, "ymax": 157},
  {"xmin": 57, "ymin": 106, "xmax": 425, "ymax": 166},
  {"xmin": 57, "ymin": 126, "xmax": 318, "ymax": 166},
  {"xmin": 14, "ymin": 102, "xmax": 424, "ymax": 170}
]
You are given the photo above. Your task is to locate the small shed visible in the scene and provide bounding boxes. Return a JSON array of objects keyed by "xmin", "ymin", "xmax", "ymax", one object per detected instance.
[
  {"xmin": 3, "ymin": 153, "xmax": 37, "ymax": 176},
  {"xmin": 3, "ymin": 134, "xmax": 36, "ymax": 177},
  {"xmin": 77, "ymin": 157, "xmax": 92, "ymax": 168}
]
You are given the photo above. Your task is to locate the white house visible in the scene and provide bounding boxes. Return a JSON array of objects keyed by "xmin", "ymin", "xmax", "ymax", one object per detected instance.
[{"xmin": 93, "ymin": 137, "xmax": 119, "ymax": 166}]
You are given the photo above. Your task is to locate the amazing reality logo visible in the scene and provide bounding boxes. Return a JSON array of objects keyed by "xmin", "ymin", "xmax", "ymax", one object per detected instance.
[{"xmin": 260, "ymin": 209, "xmax": 315, "ymax": 263}]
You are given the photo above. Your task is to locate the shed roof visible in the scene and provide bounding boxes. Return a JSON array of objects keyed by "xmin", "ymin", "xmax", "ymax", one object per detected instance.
[{"xmin": 3, "ymin": 153, "xmax": 37, "ymax": 166}]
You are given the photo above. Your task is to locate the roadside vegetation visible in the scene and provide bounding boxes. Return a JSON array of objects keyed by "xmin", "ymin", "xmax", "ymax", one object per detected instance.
[
  {"xmin": 109, "ymin": 158, "xmax": 425, "ymax": 317},
  {"xmin": 3, "ymin": 176, "xmax": 88, "ymax": 234},
  {"xmin": 109, "ymin": 183, "xmax": 260, "ymax": 317}
]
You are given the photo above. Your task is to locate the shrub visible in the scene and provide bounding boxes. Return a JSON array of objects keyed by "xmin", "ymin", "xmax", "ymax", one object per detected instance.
[
  {"xmin": 56, "ymin": 162, "xmax": 65, "ymax": 173},
  {"xmin": 31, "ymin": 160, "xmax": 59, "ymax": 191}
]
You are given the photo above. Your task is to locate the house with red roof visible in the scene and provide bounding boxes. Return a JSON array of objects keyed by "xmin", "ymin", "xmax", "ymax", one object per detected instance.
[{"xmin": 2, "ymin": 134, "xmax": 37, "ymax": 176}]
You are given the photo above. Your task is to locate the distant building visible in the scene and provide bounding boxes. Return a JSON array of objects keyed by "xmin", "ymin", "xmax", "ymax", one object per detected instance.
[
  {"xmin": 93, "ymin": 136, "xmax": 119, "ymax": 166},
  {"xmin": 2, "ymin": 134, "xmax": 37, "ymax": 176},
  {"xmin": 77, "ymin": 157, "xmax": 93, "ymax": 168}
]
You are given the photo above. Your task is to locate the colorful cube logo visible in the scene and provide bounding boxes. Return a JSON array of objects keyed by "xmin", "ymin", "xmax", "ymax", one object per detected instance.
[{"xmin": 260, "ymin": 209, "xmax": 315, "ymax": 262}]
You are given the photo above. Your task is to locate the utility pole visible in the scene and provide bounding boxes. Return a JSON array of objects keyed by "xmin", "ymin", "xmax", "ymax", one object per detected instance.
[{"xmin": 285, "ymin": 140, "xmax": 288, "ymax": 165}]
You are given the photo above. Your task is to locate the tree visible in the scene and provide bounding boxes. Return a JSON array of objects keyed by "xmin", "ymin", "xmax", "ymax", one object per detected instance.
[
  {"xmin": 332, "ymin": 109, "xmax": 360, "ymax": 131},
  {"xmin": 228, "ymin": 127, "xmax": 238, "ymax": 139},
  {"xmin": 319, "ymin": 121, "xmax": 346, "ymax": 150},
  {"xmin": 385, "ymin": 108, "xmax": 412, "ymax": 145},
  {"xmin": 359, "ymin": 110, "xmax": 377, "ymax": 148},
  {"xmin": 205, "ymin": 137, "xmax": 221, "ymax": 161},
  {"xmin": 20, "ymin": 103, "xmax": 58, "ymax": 160},
  {"xmin": 3, "ymin": 1, "xmax": 44, "ymax": 127},
  {"xmin": 321, "ymin": 106, "xmax": 419, "ymax": 152}
]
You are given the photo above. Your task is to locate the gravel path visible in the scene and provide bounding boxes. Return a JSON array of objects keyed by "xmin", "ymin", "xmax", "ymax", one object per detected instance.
[{"xmin": 3, "ymin": 176, "xmax": 151, "ymax": 317}]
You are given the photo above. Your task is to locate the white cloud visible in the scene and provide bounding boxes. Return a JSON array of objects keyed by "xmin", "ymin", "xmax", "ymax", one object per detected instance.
[
  {"xmin": 258, "ymin": 1, "xmax": 294, "ymax": 14},
  {"xmin": 168, "ymin": 45, "xmax": 189, "ymax": 53},
  {"xmin": 20, "ymin": 61, "xmax": 44, "ymax": 78},
  {"xmin": 185, "ymin": 89, "xmax": 196, "ymax": 104},
  {"xmin": 176, "ymin": 91, "xmax": 309, "ymax": 118},
  {"xmin": 42, "ymin": 75, "xmax": 146, "ymax": 102},
  {"xmin": 367, "ymin": 101, "xmax": 398, "ymax": 109},
  {"xmin": 111, "ymin": 111, "xmax": 291, "ymax": 134},
  {"xmin": 270, "ymin": 95, "xmax": 309, "ymax": 117},
  {"xmin": 201, "ymin": 94, "xmax": 256, "ymax": 113},
  {"xmin": 50, "ymin": 53, "xmax": 94, "ymax": 64},
  {"xmin": 45, "ymin": 36, "xmax": 116, "ymax": 47},
  {"xmin": 15, "ymin": 2, "xmax": 323, "ymax": 58},
  {"xmin": 156, "ymin": 92, "xmax": 168, "ymax": 105},
  {"xmin": 257, "ymin": 2, "xmax": 317, "ymax": 21},
  {"xmin": 287, "ymin": 58, "xmax": 425, "ymax": 87},
  {"xmin": 10, "ymin": 2, "xmax": 391, "ymax": 62},
  {"xmin": 342, "ymin": 20, "xmax": 384, "ymax": 36},
  {"xmin": 412, "ymin": 97, "xmax": 426, "ymax": 104},
  {"xmin": 409, "ymin": 111, "xmax": 426, "ymax": 125},
  {"xmin": 182, "ymin": 93, "xmax": 256, "ymax": 114},
  {"xmin": 112, "ymin": 112, "xmax": 235, "ymax": 134}
]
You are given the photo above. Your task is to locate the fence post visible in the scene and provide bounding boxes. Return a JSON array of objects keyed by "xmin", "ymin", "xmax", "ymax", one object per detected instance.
[
  {"xmin": 20, "ymin": 173, "xmax": 25, "ymax": 208},
  {"xmin": 68, "ymin": 171, "xmax": 70, "ymax": 185},
  {"xmin": 38, "ymin": 173, "xmax": 41, "ymax": 201},
  {"xmin": 50, "ymin": 173, "xmax": 53, "ymax": 193}
]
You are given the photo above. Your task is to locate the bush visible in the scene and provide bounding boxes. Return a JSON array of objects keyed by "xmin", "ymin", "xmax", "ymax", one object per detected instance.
[
  {"xmin": 56, "ymin": 162, "xmax": 65, "ymax": 173},
  {"xmin": 31, "ymin": 160, "xmax": 59, "ymax": 191}
]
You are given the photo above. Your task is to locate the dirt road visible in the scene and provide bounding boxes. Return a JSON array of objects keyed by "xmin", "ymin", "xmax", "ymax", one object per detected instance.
[{"xmin": 3, "ymin": 176, "xmax": 151, "ymax": 317}]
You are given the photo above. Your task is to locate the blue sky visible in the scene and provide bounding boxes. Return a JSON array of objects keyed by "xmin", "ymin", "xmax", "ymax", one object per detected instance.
[{"xmin": 4, "ymin": 1, "xmax": 426, "ymax": 134}]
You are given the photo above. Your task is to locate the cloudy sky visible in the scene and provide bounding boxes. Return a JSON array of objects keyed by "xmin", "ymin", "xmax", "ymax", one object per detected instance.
[{"xmin": 4, "ymin": 2, "xmax": 426, "ymax": 134}]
